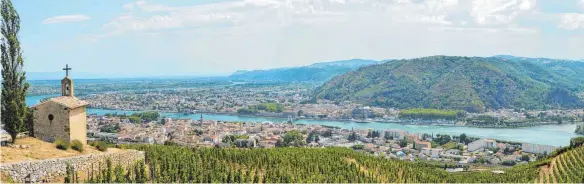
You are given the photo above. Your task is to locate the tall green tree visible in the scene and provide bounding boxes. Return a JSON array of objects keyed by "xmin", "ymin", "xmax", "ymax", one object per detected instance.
[
  {"xmin": 459, "ymin": 133, "xmax": 468, "ymax": 144},
  {"xmin": 1, "ymin": 0, "xmax": 29, "ymax": 143}
]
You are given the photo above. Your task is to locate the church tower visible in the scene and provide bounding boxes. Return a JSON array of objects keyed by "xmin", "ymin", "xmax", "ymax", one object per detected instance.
[
  {"xmin": 32, "ymin": 64, "xmax": 88, "ymax": 144},
  {"xmin": 61, "ymin": 64, "xmax": 74, "ymax": 96}
]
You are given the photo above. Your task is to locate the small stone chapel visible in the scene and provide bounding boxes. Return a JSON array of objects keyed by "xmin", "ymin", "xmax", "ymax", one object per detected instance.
[{"xmin": 32, "ymin": 64, "xmax": 88, "ymax": 144}]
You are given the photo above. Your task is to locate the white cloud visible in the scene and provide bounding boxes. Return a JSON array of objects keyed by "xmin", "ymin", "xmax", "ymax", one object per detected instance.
[
  {"xmin": 559, "ymin": 13, "xmax": 584, "ymax": 30},
  {"xmin": 430, "ymin": 26, "xmax": 538, "ymax": 33},
  {"xmin": 102, "ymin": 0, "xmax": 541, "ymax": 38},
  {"xmin": 76, "ymin": 0, "xmax": 581, "ymax": 74},
  {"xmin": 105, "ymin": 0, "xmax": 462, "ymax": 35},
  {"xmin": 43, "ymin": 15, "xmax": 90, "ymax": 24},
  {"xmin": 580, "ymin": 0, "xmax": 584, "ymax": 10},
  {"xmin": 470, "ymin": 0, "xmax": 535, "ymax": 25}
]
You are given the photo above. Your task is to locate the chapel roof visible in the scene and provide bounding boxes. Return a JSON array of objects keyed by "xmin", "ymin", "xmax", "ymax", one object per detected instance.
[{"xmin": 32, "ymin": 96, "xmax": 89, "ymax": 109}]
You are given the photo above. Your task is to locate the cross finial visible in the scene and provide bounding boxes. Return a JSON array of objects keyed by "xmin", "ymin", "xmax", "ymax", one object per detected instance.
[{"xmin": 63, "ymin": 64, "xmax": 72, "ymax": 76}]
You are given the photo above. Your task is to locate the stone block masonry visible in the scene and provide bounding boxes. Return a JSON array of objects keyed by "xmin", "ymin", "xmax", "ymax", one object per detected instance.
[{"xmin": 0, "ymin": 150, "xmax": 144, "ymax": 183}]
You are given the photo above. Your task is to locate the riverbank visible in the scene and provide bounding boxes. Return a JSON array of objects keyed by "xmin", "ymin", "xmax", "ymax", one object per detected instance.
[
  {"xmin": 28, "ymin": 94, "xmax": 577, "ymax": 129},
  {"xmin": 89, "ymin": 107, "xmax": 572, "ymax": 129},
  {"xmin": 83, "ymin": 107, "xmax": 579, "ymax": 147}
]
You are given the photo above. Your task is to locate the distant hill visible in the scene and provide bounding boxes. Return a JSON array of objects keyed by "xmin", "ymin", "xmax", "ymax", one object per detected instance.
[
  {"xmin": 491, "ymin": 55, "xmax": 584, "ymax": 90},
  {"xmin": 229, "ymin": 59, "xmax": 384, "ymax": 82},
  {"xmin": 314, "ymin": 56, "xmax": 584, "ymax": 112}
]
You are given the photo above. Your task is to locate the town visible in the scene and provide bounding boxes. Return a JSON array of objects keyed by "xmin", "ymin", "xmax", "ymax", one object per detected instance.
[
  {"xmin": 28, "ymin": 80, "xmax": 584, "ymax": 128},
  {"xmin": 88, "ymin": 112, "xmax": 558, "ymax": 171}
]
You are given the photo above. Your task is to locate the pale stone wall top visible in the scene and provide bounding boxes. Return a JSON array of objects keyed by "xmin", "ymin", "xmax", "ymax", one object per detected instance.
[{"xmin": 0, "ymin": 150, "xmax": 144, "ymax": 183}]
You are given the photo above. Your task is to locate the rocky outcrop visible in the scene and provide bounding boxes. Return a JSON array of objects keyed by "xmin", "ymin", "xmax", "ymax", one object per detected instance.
[{"xmin": 0, "ymin": 150, "xmax": 144, "ymax": 183}]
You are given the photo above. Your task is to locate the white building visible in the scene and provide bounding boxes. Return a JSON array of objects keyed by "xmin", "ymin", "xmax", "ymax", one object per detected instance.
[
  {"xmin": 468, "ymin": 139, "xmax": 498, "ymax": 152},
  {"xmin": 431, "ymin": 148, "xmax": 443, "ymax": 158},
  {"xmin": 422, "ymin": 148, "xmax": 443, "ymax": 158},
  {"xmin": 484, "ymin": 139, "xmax": 497, "ymax": 148},
  {"xmin": 385, "ymin": 130, "xmax": 406, "ymax": 140},
  {"xmin": 522, "ymin": 143, "xmax": 557, "ymax": 155},
  {"xmin": 422, "ymin": 148, "xmax": 431, "ymax": 155}
]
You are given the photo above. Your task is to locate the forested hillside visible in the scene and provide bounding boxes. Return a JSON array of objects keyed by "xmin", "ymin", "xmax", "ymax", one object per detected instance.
[
  {"xmin": 229, "ymin": 59, "xmax": 382, "ymax": 82},
  {"xmin": 314, "ymin": 56, "xmax": 584, "ymax": 112}
]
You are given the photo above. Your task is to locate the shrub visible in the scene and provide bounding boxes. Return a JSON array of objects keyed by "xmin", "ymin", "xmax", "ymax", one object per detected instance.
[
  {"xmin": 55, "ymin": 139, "xmax": 70, "ymax": 150},
  {"xmin": 550, "ymin": 147, "xmax": 570, "ymax": 157},
  {"xmin": 570, "ymin": 136, "xmax": 584, "ymax": 148},
  {"xmin": 501, "ymin": 160, "xmax": 516, "ymax": 166},
  {"xmin": 70, "ymin": 140, "xmax": 84, "ymax": 152},
  {"xmin": 351, "ymin": 144, "xmax": 364, "ymax": 150},
  {"xmin": 88, "ymin": 141, "xmax": 97, "ymax": 147},
  {"xmin": 93, "ymin": 141, "xmax": 109, "ymax": 152}
]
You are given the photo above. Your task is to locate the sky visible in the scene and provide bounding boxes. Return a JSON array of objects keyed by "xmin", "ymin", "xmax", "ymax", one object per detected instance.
[{"xmin": 12, "ymin": 0, "xmax": 584, "ymax": 78}]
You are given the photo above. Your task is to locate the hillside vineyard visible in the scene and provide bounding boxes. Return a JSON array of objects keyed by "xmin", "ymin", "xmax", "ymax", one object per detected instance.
[{"xmin": 77, "ymin": 145, "xmax": 584, "ymax": 183}]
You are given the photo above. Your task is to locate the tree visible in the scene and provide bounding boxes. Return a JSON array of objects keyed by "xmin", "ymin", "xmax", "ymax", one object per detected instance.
[
  {"xmin": 321, "ymin": 130, "xmax": 332, "ymax": 137},
  {"xmin": 297, "ymin": 110, "xmax": 304, "ymax": 117},
  {"xmin": 433, "ymin": 134, "xmax": 452, "ymax": 145},
  {"xmin": 504, "ymin": 147, "xmax": 511, "ymax": 154},
  {"xmin": 1, "ymin": 0, "xmax": 29, "ymax": 143},
  {"xmin": 306, "ymin": 132, "xmax": 320, "ymax": 143},
  {"xmin": 399, "ymin": 139, "xmax": 408, "ymax": 148},
  {"xmin": 351, "ymin": 144, "xmax": 364, "ymax": 150},
  {"xmin": 306, "ymin": 135, "xmax": 314, "ymax": 143},
  {"xmin": 520, "ymin": 154, "xmax": 530, "ymax": 162},
  {"xmin": 275, "ymin": 139, "xmax": 285, "ymax": 147},
  {"xmin": 282, "ymin": 130, "xmax": 304, "ymax": 147},
  {"xmin": 348, "ymin": 131, "xmax": 358, "ymax": 142},
  {"xmin": 570, "ymin": 136, "xmax": 584, "ymax": 148},
  {"xmin": 128, "ymin": 116, "xmax": 142, "ymax": 124},
  {"xmin": 459, "ymin": 133, "xmax": 468, "ymax": 144}
]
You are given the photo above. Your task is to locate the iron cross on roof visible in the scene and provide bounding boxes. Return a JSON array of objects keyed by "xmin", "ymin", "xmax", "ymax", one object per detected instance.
[{"xmin": 63, "ymin": 64, "xmax": 72, "ymax": 76}]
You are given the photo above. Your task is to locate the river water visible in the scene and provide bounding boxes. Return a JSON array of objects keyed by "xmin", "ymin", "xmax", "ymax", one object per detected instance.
[{"xmin": 26, "ymin": 95, "xmax": 580, "ymax": 147}]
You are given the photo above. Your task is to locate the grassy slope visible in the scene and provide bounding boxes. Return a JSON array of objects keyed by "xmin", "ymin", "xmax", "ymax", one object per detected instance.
[{"xmin": 0, "ymin": 137, "xmax": 110, "ymax": 164}]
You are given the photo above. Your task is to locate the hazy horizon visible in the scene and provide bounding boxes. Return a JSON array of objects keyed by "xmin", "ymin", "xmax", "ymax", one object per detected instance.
[{"xmin": 24, "ymin": 54, "xmax": 584, "ymax": 80}]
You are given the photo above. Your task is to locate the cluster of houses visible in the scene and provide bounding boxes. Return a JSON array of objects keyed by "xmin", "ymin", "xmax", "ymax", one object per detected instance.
[
  {"xmin": 87, "ymin": 115, "xmax": 334, "ymax": 148},
  {"xmin": 86, "ymin": 114, "xmax": 558, "ymax": 168}
]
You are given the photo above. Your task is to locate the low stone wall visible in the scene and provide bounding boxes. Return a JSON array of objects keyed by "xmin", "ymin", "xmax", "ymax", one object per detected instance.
[{"xmin": 0, "ymin": 150, "xmax": 145, "ymax": 183}]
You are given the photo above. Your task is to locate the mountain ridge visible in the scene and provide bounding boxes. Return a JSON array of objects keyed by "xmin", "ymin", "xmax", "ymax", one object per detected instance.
[
  {"xmin": 229, "ymin": 59, "xmax": 384, "ymax": 82},
  {"xmin": 313, "ymin": 55, "xmax": 584, "ymax": 112}
]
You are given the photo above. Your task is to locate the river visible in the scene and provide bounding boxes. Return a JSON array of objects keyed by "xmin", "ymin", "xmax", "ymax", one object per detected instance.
[{"xmin": 26, "ymin": 95, "xmax": 580, "ymax": 147}]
